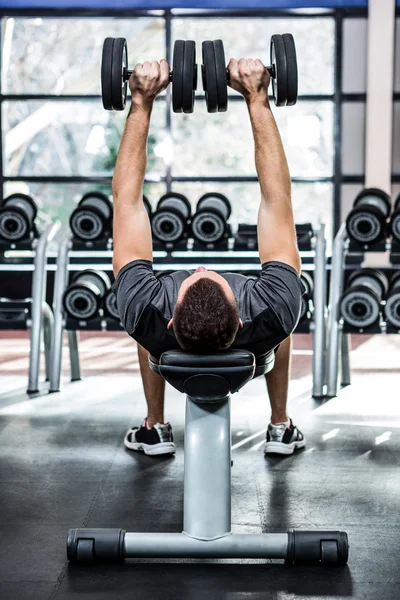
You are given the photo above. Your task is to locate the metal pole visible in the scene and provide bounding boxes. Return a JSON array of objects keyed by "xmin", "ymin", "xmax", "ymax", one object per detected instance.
[
  {"xmin": 68, "ymin": 330, "xmax": 81, "ymax": 382},
  {"xmin": 27, "ymin": 222, "xmax": 60, "ymax": 393},
  {"xmin": 312, "ymin": 224, "xmax": 327, "ymax": 398},
  {"xmin": 326, "ymin": 223, "xmax": 348, "ymax": 397},
  {"xmin": 42, "ymin": 301, "xmax": 53, "ymax": 382},
  {"xmin": 183, "ymin": 396, "xmax": 231, "ymax": 540},
  {"xmin": 123, "ymin": 532, "xmax": 288, "ymax": 558},
  {"xmin": 340, "ymin": 332, "xmax": 351, "ymax": 387},
  {"xmin": 49, "ymin": 234, "xmax": 72, "ymax": 393}
]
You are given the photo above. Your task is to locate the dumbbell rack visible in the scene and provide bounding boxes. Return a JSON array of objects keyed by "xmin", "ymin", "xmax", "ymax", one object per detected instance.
[
  {"xmin": 326, "ymin": 222, "xmax": 400, "ymax": 398},
  {"xmin": 0, "ymin": 221, "xmax": 60, "ymax": 393},
  {"xmin": 50, "ymin": 224, "xmax": 327, "ymax": 397}
]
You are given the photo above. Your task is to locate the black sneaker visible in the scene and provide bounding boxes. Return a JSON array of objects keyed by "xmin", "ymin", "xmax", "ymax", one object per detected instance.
[
  {"xmin": 124, "ymin": 420, "xmax": 175, "ymax": 456},
  {"xmin": 264, "ymin": 419, "xmax": 305, "ymax": 455}
]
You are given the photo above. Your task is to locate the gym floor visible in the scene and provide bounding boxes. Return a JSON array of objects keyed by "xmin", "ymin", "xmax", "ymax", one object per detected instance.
[{"xmin": 0, "ymin": 332, "xmax": 399, "ymax": 600}]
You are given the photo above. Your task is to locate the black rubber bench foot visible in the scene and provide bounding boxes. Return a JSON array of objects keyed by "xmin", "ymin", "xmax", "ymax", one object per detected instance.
[
  {"xmin": 67, "ymin": 528, "xmax": 126, "ymax": 563},
  {"xmin": 286, "ymin": 530, "xmax": 349, "ymax": 565}
]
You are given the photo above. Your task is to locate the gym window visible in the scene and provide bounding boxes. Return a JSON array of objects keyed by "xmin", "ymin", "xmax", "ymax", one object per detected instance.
[{"xmin": 1, "ymin": 11, "xmax": 335, "ymax": 240}]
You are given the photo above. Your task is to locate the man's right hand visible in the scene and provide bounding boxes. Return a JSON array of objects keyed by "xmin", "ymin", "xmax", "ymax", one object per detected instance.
[
  {"xmin": 129, "ymin": 59, "xmax": 170, "ymax": 109},
  {"xmin": 227, "ymin": 58, "xmax": 270, "ymax": 105}
]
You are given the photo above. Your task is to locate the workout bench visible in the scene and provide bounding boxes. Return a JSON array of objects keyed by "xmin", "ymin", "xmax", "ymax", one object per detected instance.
[{"xmin": 67, "ymin": 349, "xmax": 349, "ymax": 565}]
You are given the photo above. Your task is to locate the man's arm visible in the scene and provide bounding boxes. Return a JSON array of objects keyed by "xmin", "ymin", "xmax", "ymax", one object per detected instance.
[
  {"xmin": 112, "ymin": 60, "xmax": 169, "ymax": 277},
  {"xmin": 228, "ymin": 58, "xmax": 301, "ymax": 274}
]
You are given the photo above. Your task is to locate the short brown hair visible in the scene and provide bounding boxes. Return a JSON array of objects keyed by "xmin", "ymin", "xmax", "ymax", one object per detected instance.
[{"xmin": 173, "ymin": 277, "xmax": 240, "ymax": 353}]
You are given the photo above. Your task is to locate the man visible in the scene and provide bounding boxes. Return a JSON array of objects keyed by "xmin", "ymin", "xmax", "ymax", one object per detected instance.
[{"xmin": 112, "ymin": 55, "xmax": 305, "ymax": 457}]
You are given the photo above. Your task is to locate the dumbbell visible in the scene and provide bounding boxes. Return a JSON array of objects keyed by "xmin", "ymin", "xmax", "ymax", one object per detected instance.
[
  {"xmin": 346, "ymin": 188, "xmax": 391, "ymax": 245},
  {"xmin": 340, "ymin": 269, "xmax": 388, "ymax": 328},
  {"xmin": 383, "ymin": 271, "xmax": 400, "ymax": 328},
  {"xmin": 191, "ymin": 193, "xmax": 231, "ymax": 245},
  {"xmin": 202, "ymin": 34, "xmax": 297, "ymax": 113},
  {"xmin": 70, "ymin": 192, "xmax": 113, "ymax": 241},
  {"xmin": 389, "ymin": 194, "xmax": 400, "ymax": 243},
  {"xmin": 101, "ymin": 38, "xmax": 197, "ymax": 113},
  {"xmin": 63, "ymin": 270, "xmax": 111, "ymax": 320},
  {"xmin": 0, "ymin": 193, "xmax": 37, "ymax": 242},
  {"xmin": 104, "ymin": 289, "xmax": 120, "ymax": 321},
  {"xmin": 300, "ymin": 272, "xmax": 314, "ymax": 320},
  {"xmin": 151, "ymin": 192, "xmax": 191, "ymax": 244}
]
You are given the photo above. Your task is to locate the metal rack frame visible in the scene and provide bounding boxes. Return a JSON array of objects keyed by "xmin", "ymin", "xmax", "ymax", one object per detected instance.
[{"xmin": 49, "ymin": 224, "xmax": 327, "ymax": 394}]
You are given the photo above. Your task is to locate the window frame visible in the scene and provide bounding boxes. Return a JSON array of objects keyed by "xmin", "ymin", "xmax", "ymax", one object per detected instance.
[{"xmin": 1, "ymin": 5, "xmax": 390, "ymax": 235}]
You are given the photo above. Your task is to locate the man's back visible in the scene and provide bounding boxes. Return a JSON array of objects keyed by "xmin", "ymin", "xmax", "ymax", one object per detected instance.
[{"xmin": 113, "ymin": 259, "xmax": 304, "ymax": 359}]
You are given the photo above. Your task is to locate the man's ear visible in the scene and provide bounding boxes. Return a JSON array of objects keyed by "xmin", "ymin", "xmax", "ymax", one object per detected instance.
[
  {"xmin": 239, "ymin": 318, "xmax": 243, "ymax": 329},
  {"xmin": 167, "ymin": 318, "xmax": 173, "ymax": 330}
]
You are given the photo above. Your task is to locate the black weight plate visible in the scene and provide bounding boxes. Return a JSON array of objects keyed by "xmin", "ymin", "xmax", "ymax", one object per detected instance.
[
  {"xmin": 101, "ymin": 37, "xmax": 114, "ymax": 110},
  {"xmin": 197, "ymin": 192, "xmax": 231, "ymax": 219},
  {"xmin": 172, "ymin": 40, "xmax": 185, "ymax": 113},
  {"xmin": 282, "ymin": 33, "xmax": 298, "ymax": 106},
  {"xmin": 3, "ymin": 193, "xmax": 38, "ymax": 221},
  {"xmin": 111, "ymin": 38, "xmax": 128, "ymax": 111},
  {"xmin": 182, "ymin": 41, "xmax": 197, "ymax": 114},
  {"xmin": 213, "ymin": 40, "xmax": 228, "ymax": 113},
  {"xmin": 270, "ymin": 34, "xmax": 288, "ymax": 107},
  {"xmin": 202, "ymin": 41, "xmax": 218, "ymax": 113},
  {"xmin": 157, "ymin": 192, "xmax": 192, "ymax": 217}
]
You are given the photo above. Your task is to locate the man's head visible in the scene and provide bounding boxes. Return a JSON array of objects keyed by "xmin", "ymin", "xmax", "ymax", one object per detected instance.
[{"xmin": 168, "ymin": 267, "xmax": 242, "ymax": 353}]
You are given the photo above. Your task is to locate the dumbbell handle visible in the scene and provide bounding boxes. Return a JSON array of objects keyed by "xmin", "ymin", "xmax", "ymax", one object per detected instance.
[
  {"xmin": 225, "ymin": 64, "xmax": 276, "ymax": 82},
  {"xmin": 124, "ymin": 68, "xmax": 173, "ymax": 82}
]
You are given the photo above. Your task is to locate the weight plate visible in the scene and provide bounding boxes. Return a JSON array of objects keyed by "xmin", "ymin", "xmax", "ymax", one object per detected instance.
[
  {"xmin": 70, "ymin": 207, "xmax": 104, "ymax": 241},
  {"xmin": 282, "ymin": 33, "xmax": 298, "ymax": 106},
  {"xmin": 353, "ymin": 187, "xmax": 391, "ymax": 218},
  {"xmin": 80, "ymin": 191, "xmax": 112, "ymax": 220},
  {"xmin": 157, "ymin": 192, "xmax": 191, "ymax": 217},
  {"xmin": 213, "ymin": 40, "xmax": 228, "ymax": 113},
  {"xmin": 394, "ymin": 193, "xmax": 400, "ymax": 212},
  {"xmin": 0, "ymin": 207, "xmax": 29, "ymax": 241},
  {"xmin": 143, "ymin": 195, "xmax": 152, "ymax": 216},
  {"xmin": 202, "ymin": 41, "xmax": 218, "ymax": 113},
  {"xmin": 347, "ymin": 268, "xmax": 389, "ymax": 297},
  {"xmin": 270, "ymin": 34, "xmax": 288, "ymax": 107},
  {"xmin": 101, "ymin": 37, "xmax": 115, "ymax": 110},
  {"xmin": 182, "ymin": 41, "xmax": 197, "ymax": 114},
  {"xmin": 197, "ymin": 192, "xmax": 231, "ymax": 219},
  {"xmin": 384, "ymin": 293, "xmax": 400, "ymax": 328},
  {"xmin": 111, "ymin": 38, "xmax": 128, "ymax": 111},
  {"xmin": 172, "ymin": 40, "xmax": 185, "ymax": 113},
  {"xmin": 3, "ymin": 193, "xmax": 38, "ymax": 221}
]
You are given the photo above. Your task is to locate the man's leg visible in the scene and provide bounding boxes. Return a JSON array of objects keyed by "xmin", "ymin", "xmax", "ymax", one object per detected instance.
[
  {"xmin": 137, "ymin": 343, "xmax": 165, "ymax": 428},
  {"xmin": 264, "ymin": 335, "xmax": 305, "ymax": 454},
  {"xmin": 265, "ymin": 335, "xmax": 291, "ymax": 424},
  {"xmin": 124, "ymin": 344, "xmax": 174, "ymax": 455}
]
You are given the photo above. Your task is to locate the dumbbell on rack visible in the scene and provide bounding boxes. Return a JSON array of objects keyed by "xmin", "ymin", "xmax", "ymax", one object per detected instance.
[
  {"xmin": 0, "ymin": 193, "xmax": 38, "ymax": 242},
  {"xmin": 101, "ymin": 38, "xmax": 197, "ymax": 113},
  {"xmin": 202, "ymin": 34, "xmax": 297, "ymax": 113},
  {"xmin": 104, "ymin": 289, "xmax": 120, "ymax": 322},
  {"xmin": 191, "ymin": 193, "xmax": 231, "ymax": 245},
  {"xmin": 63, "ymin": 270, "xmax": 111, "ymax": 321},
  {"xmin": 151, "ymin": 193, "xmax": 191, "ymax": 244},
  {"xmin": 346, "ymin": 188, "xmax": 391, "ymax": 246},
  {"xmin": 383, "ymin": 271, "xmax": 400, "ymax": 329},
  {"xmin": 340, "ymin": 269, "xmax": 388, "ymax": 329},
  {"xmin": 389, "ymin": 194, "xmax": 400, "ymax": 244},
  {"xmin": 299, "ymin": 272, "xmax": 314, "ymax": 321},
  {"xmin": 70, "ymin": 192, "xmax": 113, "ymax": 242}
]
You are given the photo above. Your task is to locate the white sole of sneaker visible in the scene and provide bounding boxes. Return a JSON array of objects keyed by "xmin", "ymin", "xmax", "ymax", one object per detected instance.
[
  {"xmin": 124, "ymin": 439, "xmax": 176, "ymax": 456},
  {"xmin": 264, "ymin": 439, "xmax": 306, "ymax": 455}
]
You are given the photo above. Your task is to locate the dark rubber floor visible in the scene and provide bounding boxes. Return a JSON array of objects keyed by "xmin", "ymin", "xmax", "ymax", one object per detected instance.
[{"xmin": 0, "ymin": 338, "xmax": 399, "ymax": 599}]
